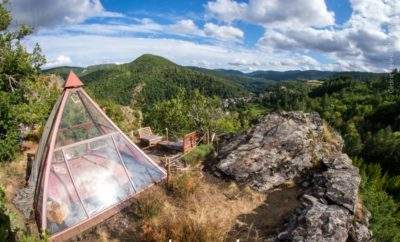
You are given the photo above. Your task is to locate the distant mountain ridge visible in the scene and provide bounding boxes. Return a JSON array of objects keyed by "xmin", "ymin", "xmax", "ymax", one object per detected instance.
[
  {"xmin": 44, "ymin": 54, "xmax": 386, "ymax": 100},
  {"xmin": 247, "ymin": 69, "xmax": 385, "ymax": 81}
]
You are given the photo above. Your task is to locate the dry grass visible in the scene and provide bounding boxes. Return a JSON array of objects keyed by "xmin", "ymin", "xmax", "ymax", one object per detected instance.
[
  {"xmin": 137, "ymin": 169, "xmax": 266, "ymax": 242},
  {"xmin": 322, "ymin": 122, "xmax": 343, "ymax": 152},
  {"xmin": 166, "ymin": 170, "xmax": 202, "ymax": 200},
  {"xmin": 132, "ymin": 189, "xmax": 167, "ymax": 220},
  {"xmin": 354, "ymin": 195, "xmax": 367, "ymax": 223}
]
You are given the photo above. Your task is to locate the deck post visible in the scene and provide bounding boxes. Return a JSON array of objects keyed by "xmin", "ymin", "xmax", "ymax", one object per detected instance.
[{"xmin": 166, "ymin": 156, "xmax": 171, "ymax": 183}]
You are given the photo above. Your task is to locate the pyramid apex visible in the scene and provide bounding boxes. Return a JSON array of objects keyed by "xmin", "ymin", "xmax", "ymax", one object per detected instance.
[{"xmin": 64, "ymin": 71, "xmax": 84, "ymax": 88}]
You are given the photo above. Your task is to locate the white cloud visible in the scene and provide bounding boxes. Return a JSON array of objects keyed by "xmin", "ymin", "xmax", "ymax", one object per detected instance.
[
  {"xmin": 51, "ymin": 19, "xmax": 164, "ymax": 36},
  {"xmin": 169, "ymin": 19, "xmax": 203, "ymax": 36},
  {"xmin": 251, "ymin": 0, "xmax": 400, "ymax": 71},
  {"xmin": 35, "ymin": 18, "xmax": 245, "ymax": 44},
  {"xmin": 25, "ymin": 34, "xmax": 324, "ymax": 71},
  {"xmin": 204, "ymin": 23, "xmax": 244, "ymax": 41},
  {"xmin": 8, "ymin": 0, "xmax": 122, "ymax": 28},
  {"xmin": 206, "ymin": 0, "xmax": 335, "ymax": 27},
  {"xmin": 46, "ymin": 55, "xmax": 72, "ymax": 68},
  {"xmin": 205, "ymin": 0, "xmax": 246, "ymax": 23}
]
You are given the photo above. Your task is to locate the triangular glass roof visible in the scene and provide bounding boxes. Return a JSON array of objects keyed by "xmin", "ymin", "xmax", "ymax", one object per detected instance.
[{"xmin": 34, "ymin": 72, "xmax": 166, "ymax": 240}]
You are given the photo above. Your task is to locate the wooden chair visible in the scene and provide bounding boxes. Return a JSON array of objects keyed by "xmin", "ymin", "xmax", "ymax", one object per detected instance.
[
  {"xmin": 159, "ymin": 131, "xmax": 198, "ymax": 153},
  {"xmin": 138, "ymin": 127, "xmax": 163, "ymax": 146}
]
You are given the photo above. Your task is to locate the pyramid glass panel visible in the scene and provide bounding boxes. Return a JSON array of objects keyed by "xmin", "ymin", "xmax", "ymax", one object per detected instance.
[
  {"xmin": 46, "ymin": 152, "xmax": 87, "ymax": 234},
  {"xmin": 31, "ymin": 72, "xmax": 166, "ymax": 240},
  {"xmin": 114, "ymin": 134, "xmax": 165, "ymax": 191},
  {"xmin": 55, "ymin": 90, "xmax": 116, "ymax": 148},
  {"xmin": 64, "ymin": 135, "xmax": 133, "ymax": 216}
]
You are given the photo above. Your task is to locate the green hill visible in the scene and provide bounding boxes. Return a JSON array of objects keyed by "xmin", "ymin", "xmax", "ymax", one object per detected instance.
[
  {"xmin": 46, "ymin": 54, "xmax": 246, "ymax": 106},
  {"xmin": 188, "ymin": 66, "xmax": 276, "ymax": 93}
]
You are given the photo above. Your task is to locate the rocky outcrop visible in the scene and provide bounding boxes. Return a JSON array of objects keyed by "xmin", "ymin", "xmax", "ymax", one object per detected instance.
[{"xmin": 216, "ymin": 111, "xmax": 371, "ymax": 242}]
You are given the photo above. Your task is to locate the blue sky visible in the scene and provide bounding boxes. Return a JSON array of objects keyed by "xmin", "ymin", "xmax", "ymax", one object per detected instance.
[{"xmin": 9, "ymin": 0, "xmax": 400, "ymax": 72}]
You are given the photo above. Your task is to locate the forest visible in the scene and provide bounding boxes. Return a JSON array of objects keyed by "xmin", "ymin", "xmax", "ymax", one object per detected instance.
[{"xmin": 1, "ymin": 1, "xmax": 400, "ymax": 241}]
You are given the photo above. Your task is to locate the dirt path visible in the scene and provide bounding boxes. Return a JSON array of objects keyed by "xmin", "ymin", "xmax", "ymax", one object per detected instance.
[{"xmin": 227, "ymin": 186, "xmax": 303, "ymax": 241}]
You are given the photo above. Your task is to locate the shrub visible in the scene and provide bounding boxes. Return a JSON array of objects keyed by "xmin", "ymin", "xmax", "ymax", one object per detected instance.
[
  {"xmin": 167, "ymin": 171, "xmax": 201, "ymax": 199},
  {"xmin": 0, "ymin": 186, "xmax": 12, "ymax": 241},
  {"xmin": 0, "ymin": 130, "xmax": 20, "ymax": 162},
  {"xmin": 182, "ymin": 144, "xmax": 214, "ymax": 166}
]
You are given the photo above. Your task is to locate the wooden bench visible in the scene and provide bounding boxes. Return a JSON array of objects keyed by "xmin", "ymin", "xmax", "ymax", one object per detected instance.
[
  {"xmin": 159, "ymin": 132, "xmax": 197, "ymax": 153},
  {"xmin": 138, "ymin": 127, "xmax": 163, "ymax": 146}
]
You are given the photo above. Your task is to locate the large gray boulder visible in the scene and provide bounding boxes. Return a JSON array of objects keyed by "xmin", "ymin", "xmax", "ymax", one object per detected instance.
[
  {"xmin": 217, "ymin": 111, "xmax": 341, "ymax": 191},
  {"xmin": 216, "ymin": 111, "xmax": 371, "ymax": 242}
]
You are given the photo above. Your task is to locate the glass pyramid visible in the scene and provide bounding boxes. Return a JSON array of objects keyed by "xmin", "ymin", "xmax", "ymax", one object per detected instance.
[{"xmin": 34, "ymin": 72, "xmax": 166, "ymax": 240}]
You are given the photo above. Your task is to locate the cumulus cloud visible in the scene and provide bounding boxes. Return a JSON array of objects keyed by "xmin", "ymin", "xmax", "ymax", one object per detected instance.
[
  {"xmin": 46, "ymin": 55, "xmax": 72, "ymax": 68},
  {"xmin": 228, "ymin": 58, "xmax": 261, "ymax": 67},
  {"xmin": 204, "ymin": 23, "xmax": 244, "ymax": 41},
  {"xmin": 253, "ymin": 0, "xmax": 399, "ymax": 71},
  {"xmin": 8, "ymin": 0, "xmax": 122, "ymax": 28},
  {"xmin": 205, "ymin": 0, "xmax": 399, "ymax": 71},
  {"xmin": 169, "ymin": 19, "xmax": 202, "ymax": 36},
  {"xmin": 206, "ymin": 0, "xmax": 335, "ymax": 27},
  {"xmin": 205, "ymin": 0, "xmax": 246, "ymax": 23},
  {"xmin": 258, "ymin": 28, "xmax": 351, "ymax": 53}
]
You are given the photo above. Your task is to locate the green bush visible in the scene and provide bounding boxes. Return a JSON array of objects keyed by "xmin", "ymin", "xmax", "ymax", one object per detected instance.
[
  {"xmin": 145, "ymin": 89, "xmax": 242, "ymax": 138},
  {"xmin": 0, "ymin": 186, "xmax": 12, "ymax": 241},
  {"xmin": 182, "ymin": 144, "xmax": 214, "ymax": 167}
]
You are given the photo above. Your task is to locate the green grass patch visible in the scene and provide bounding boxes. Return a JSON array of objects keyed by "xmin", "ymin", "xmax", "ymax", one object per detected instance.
[{"xmin": 182, "ymin": 144, "xmax": 214, "ymax": 167}]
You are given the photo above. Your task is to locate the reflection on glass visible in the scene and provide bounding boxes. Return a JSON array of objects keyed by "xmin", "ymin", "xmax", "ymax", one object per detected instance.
[
  {"xmin": 46, "ymin": 159, "xmax": 86, "ymax": 234},
  {"xmin": 114, "ymin": 134, "xmax": 165, "ymax": 191},
  {"xmin": 64, "ymin": 137, "xmax": 132, "ymax": 216},
  {"xmin": 56, "ymin": 91, "xmax": 102, "ymax": 147}
]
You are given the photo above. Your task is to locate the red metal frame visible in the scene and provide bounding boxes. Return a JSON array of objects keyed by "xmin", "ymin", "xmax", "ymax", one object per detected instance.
[{"xmin": 39, "ymin": 88, "xmax": 70, "ymax": 230}]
